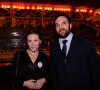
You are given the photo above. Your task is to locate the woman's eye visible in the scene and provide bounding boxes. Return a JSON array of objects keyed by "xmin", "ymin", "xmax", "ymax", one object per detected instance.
[
  {"xmin": 28, "ymin": 40, "xmax": 32, "ymax": 42},
  {"xmin": 34, "ymin": 40, "xmax": 38, "ymax": 41}
]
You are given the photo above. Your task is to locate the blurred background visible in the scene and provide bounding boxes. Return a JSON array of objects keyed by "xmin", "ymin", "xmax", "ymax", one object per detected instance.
[{"xmin": 0, "ymin": 0, "xmax": 100, "ymax": 89}]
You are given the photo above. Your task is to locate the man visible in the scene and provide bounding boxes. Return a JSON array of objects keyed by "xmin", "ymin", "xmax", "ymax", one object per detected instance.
[{"xmin": 50, "ymin": 13, "xmax": 97, "ymax": 90}]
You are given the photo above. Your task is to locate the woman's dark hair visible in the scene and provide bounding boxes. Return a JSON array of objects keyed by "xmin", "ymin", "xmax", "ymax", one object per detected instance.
[
  {"xmin": 26, "ymin": 29, "xmax": 42, "ymax": 40},
  {"xmin": 54, "ymin": 13, "xmax": 71, "ymax": 24}
]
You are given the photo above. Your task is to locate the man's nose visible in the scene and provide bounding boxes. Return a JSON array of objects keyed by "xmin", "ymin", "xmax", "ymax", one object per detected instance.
[{"xmin": 59, "ymin": 24, "xmax": 63, "ymax": 29}]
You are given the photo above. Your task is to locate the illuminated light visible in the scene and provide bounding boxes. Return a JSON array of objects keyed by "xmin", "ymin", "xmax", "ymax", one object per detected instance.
[
  {"xmin": 16, "ymin": 6, "xmax": 18, "ymax": 9},
  {"xmin": 19, "ymin": 6, "xmax": 21, "ymax": 9},
  {"xmin": 76, "ymin": 9, "xmax": 80, "ymax": 12},
  {"xmin": 22, "ymin": 6, "xmax": 25, "ymax": 9},
  {"xmin": 56, "ymin": 8, "xmax": 59, "ymax": 11},
  {"xmin": 44, "ymin": 7, "xmax": 52, "ymax": 10},
  {"xmin": 85, "ymin": 10, "xmax": 87, "ymax": 12},
  {"xmin": 26, "ymin": 6, "xmax": 30, "ymax": 9},
  {"xmin": 80, "ymin": 9, "xmax": 83, "ymax": 12},
  {"xmin": 80, "ymin": 9, "xmax": 87, "ymax": 12},
  {"xmin": 69, "ymin": 9, "xmax": 71, "ymax": 11},
  {"xmin": 16, "ymin": 6, "xmax": 19, "ymax": 8},
  {"xmin": 4, "ymin": 5, "xmax": 6, "ymax": 8},
  {"xmin": 54, "ymin": 8, "xmax": 57, "ymax": 10},
  {"xmin": 13, "ymin": 5, "xmax": 24, "ymax": 9},
  {"xmin": 48, "ymin": 8, "xmax": 52, "ymax": 10},
  {"xmin": 59, "ymin": 8, "xmax": 60, "ymax": 10},
  {"xmin": 58, "ymin": 8, "xmax": 60, "ymax": 11},
  {"xmin": 1, "ymin": 5, "xmax": 10, "ymax": 8},
  {"xmin": 89, "ymin": 10, "xmax": 93, "ymax": 13},
  {"xmin": 61, "ymin": 8, "xmax": 64, "ymax": 11},
  {"xmin": 65, "ymin": 8, "xmax": 71, "ymax": 11},
  {"xmin": 32, "ymin": 6, "xmax": 35, "ymax": 9},
  {"xmin": 56, "ymin": 8, "xmax": 58, "ymax": 11},
  {"xmin": 37, "ymin": 7, "xmax": 43, "ymax": 10},
  {"xmin": 40, "ymin": 7, "xmax": 43, "ymax": 10},
  {"xmin": 56, "ymin": 8, "xmax": 58, "ymax": 10},
  {"xmin": 37, "ymin": 7, "xmax": 39, "ymax": 9},
  {"xmin": 1, "ymin": 5, "xmax": 5, "ymax": 8},
  {"xmin": 63, "ymin": 8, "xmax": 66, "ymax": 11},
  {"xmin": 44, "ymin": 7, "xmax": 48, "ymax": 10},
  {"xmin": 1, "ymin": 5, "xmax": 3, "ymax": 8},
  {"xmin": 13, "ymin": 5, "xmax": 16, "ymax": 8},
  {"xmin": 7, "ymin": 5, "xmax": 10, "ymax": 8},
  {"xmin": 5, "ymin": 5, "xmax": 7, "ymax": 8},
  {"xmin": 19, "ymin": 6, "xmax": 22, "ymax": 9},
  {"xmin": 59, "ymin": 8, "xmax": 61, "ymax": 11},
  {"xmin": 54, "ymin": 7, "xmax": 70, "ymax": 11},
  {"xmin": 48, "ymin": 8, "xmax": 51, "ymax": 10},
  {"xmin": 62, "ymin": 8, "xmax": 64, "ymax": 11}
]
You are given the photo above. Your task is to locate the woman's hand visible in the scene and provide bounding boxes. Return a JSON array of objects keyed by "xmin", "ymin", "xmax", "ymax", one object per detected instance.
[
  {"xmin": 35, "ymin": 78, "xmax": 46, "ymax": 89},
  {"xmin": 23, "ymin": 79, "xmax": 37, "ymax": 89}
]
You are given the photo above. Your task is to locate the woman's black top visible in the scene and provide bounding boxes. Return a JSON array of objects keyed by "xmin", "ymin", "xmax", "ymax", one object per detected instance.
[{"xmin": 13, "ymin": 50, "xmax": 48, "ymax": 90}]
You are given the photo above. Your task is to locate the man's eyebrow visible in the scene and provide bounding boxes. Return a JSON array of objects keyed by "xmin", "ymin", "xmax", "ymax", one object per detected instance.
[{"xmin": 55, "ymin": 22, "xmax": 58, "ymax": 24}]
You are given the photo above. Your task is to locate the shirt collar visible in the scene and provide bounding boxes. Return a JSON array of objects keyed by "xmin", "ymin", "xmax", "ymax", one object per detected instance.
[{"xmin": 59, "ymin": 32, "xmax": 73, "ymax": 43}]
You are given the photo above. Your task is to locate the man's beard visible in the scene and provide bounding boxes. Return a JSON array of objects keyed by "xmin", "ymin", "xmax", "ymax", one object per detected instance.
[{"xmin": 57, "ymin": 29, "xmax": 70, "ymax": 38}]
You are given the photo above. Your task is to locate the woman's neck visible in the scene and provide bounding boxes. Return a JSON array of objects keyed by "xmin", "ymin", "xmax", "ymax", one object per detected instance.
[
  {"xmin": 27, "ymin": 49, "xmax": 39, "ymax": 56},
  {"xmin": 27, "ymin": 49, "xmax": 39, "ymax": 62}
]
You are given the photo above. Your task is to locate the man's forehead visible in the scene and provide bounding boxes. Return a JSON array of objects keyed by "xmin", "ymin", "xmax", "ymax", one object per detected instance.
[{"xmin": 55, "ymin": 16, "xmax": 68, "ymax": 23}]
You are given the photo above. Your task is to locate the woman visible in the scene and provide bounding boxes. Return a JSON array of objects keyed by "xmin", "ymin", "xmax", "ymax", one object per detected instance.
[{"xmin": 13, "ymin": 30, "xmax": 49, "ymax": 90}]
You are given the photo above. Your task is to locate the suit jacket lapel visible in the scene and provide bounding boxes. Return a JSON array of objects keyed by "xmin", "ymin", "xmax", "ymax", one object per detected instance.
[
  {"xmin": 54, "ymin": 34, "xmax": 79, "ymax": 61},
  {"xmin": 54, "ymin": 38, "xmax": 66, "ymax": 57},
  {"xmin": 66, "ymin": 34, "xmax": 79, "ymax": 62}
]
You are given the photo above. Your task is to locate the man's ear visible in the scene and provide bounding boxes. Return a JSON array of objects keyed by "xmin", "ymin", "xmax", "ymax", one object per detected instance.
[{"xmin": 70, "ymin": 23, "xmax": 72, "ymax": 29}]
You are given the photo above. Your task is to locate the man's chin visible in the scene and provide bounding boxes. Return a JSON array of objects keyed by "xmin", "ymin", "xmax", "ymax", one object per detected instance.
[
  {"xmin": 58, "ymin": 32, "xmax": 70, "ymax": 38},
  {"xmin": 59, "ymin": 35, "xmax": 67, "ymax": 38}
]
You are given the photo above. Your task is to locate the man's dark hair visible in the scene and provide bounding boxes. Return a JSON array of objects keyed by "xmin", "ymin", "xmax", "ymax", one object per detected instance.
[{"xmin": 54, "ymin": 13, "xmax": 71, "ymax": 24}]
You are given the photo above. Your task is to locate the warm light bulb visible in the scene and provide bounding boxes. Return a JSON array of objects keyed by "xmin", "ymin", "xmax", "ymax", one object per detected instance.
[{"xmin": 26, "ymin": 6, "xmax": 30, "ymax": 9}]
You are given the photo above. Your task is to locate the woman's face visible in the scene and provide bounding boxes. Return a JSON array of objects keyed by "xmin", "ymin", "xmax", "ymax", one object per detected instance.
[{"xmin": 27, "ymin": 34, "xmax": 42, "ymax": 52}]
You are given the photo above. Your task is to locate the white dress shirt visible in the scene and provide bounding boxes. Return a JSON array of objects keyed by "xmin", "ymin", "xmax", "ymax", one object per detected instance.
[{"xmin": 59, "ymin": 32, "xmax": 73, "ymax": 56}]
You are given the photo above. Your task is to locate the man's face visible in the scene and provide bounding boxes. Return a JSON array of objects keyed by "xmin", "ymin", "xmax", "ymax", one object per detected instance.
[{"xmin": 55, "ymin": 16, "xmax": 72, "ymax": 38}]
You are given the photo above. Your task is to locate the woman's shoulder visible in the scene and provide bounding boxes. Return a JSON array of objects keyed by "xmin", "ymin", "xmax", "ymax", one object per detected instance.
[{"xmin": 14, "ymin": 50, "xmax": 26, "ymax": 56}]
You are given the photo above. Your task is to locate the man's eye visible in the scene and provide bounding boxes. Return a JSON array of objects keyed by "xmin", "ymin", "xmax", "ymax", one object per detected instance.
[
  {"xmin": 55, "ymin": 24, "xmax": 59, "ymax": 27},
  {"xmin": 63, "ymin": 22, "xmax": 66, "ymax": 24}
]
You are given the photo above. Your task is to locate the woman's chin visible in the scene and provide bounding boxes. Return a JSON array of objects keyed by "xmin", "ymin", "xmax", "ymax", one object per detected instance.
[{"xmin": 30, "ymin": 49, "xmax": 38, "ymax": 52}]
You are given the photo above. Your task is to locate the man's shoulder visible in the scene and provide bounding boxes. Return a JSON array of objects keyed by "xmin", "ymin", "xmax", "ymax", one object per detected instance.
[
  {"xmin": 73, "ymin": 33, "xmax": 92, "ymax": 41},
  {"xmin": 73, "ymin": 34, "xmax": 93, "ymax": 46}
]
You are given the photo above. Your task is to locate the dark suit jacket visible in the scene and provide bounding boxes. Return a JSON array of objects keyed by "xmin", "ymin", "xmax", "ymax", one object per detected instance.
[{"xmin": 50, "ymin": 33, "xmax": 97, "ymax": 90}]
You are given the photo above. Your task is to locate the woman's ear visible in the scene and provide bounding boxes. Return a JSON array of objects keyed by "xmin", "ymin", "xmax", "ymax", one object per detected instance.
[{"xmin": 40, "ymin": 40, "xmax": 42, "ymax": 44}]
